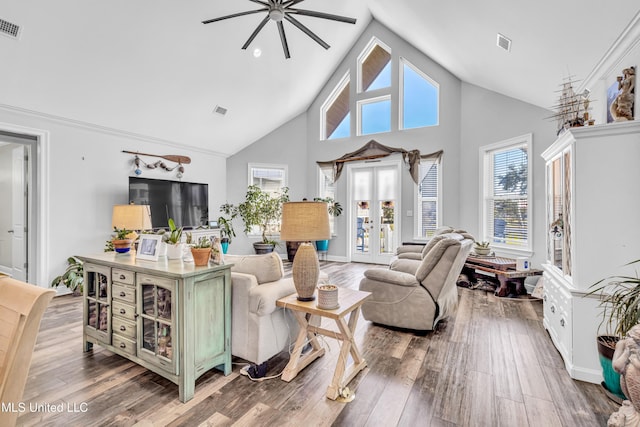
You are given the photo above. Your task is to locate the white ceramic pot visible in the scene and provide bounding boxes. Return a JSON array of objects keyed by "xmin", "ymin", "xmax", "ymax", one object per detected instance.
[{"xmin": 166, "ymin": 243, "xmax": 184, "ymax": 260}]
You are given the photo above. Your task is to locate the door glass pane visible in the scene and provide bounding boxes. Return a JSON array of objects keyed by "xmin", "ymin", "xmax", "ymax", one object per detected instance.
[
  {"xmin": 353, "ymin": 169, "xmax": 371, "ymax": 200},
  {"xmin": 380, "ymin": 201, "xmax": 395, "ymax": 254},
  {"xmin": 143, "ymin": 317, "xmax": 156, "ymax": 353},
  {"xmin": 87, "ymin": 300, "xmax": 96, "ymax": 328},
  {"xmin": 143, "ymin": 284, "xmax": 155, "ymax": 316},
  {"xmin": 157, "ymin": 323, "xmax": 173, "ymax": 360},
  {"xmin": 157, "ymin": 288, "xmax": 172, "ymax": 320},
  {"xmin": 355, "ymin": 201, "xmax": 370, "ymax": 253},
  {"xmin": 377, "ymin": 168, "xmax": 397, "ymax": 200},
  {"xmin": 98, "ymin": 303, "xmax": 108, "ymax": 332},
  {"xmin": 550, "ymin": 158, "xmax": 563, "ymax": 270}
]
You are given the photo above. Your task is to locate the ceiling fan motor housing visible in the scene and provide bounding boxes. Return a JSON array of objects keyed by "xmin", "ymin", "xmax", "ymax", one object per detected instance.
[{"xmin": 269, "ymin": 6, "xmax": 285, "ymax": 22}]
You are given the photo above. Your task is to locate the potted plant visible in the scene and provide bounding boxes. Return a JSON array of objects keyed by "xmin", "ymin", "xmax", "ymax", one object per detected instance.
[
  {"xmin": 218, "ymin": 203, "xmax": 238, "ymax": 254},
  {"xmin": 589, "ymin": 259, "xmax": 640, "ymax": 400},
  {"xmin": 50, "ymin": 256, "xmax": 84, "ymax": 295},
  {"xmin": 236, "ymin": 185, "xmax": 289, "ymax": 254},
  {"xmin": 164, "ymin": 218, "xmax": 184, "ymax": 260},
  {"xmin": 190, "ymin": 236, "xmax": 212, "ymax": 266},
  {"xmin": 312, "ymin": 197, "xmax": 342, "ymax": 253},
  {"xmin": 474, "ymin": 241, "xmax": 491, "ymax": 256},
  {"xmin": 112, "ymin": 227, "xmax": 134, "ymax": 253}
]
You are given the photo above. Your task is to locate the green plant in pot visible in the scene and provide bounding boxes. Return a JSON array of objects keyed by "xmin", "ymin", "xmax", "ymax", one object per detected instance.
[
  {"xmin": 588, "ymin": 259, "xmax": 640, "ymax": 400},
  {"xmin": 190, "ymin": 236, "xmax": 212, "ymax": 266},
  {"xmin": 112, "ymin": 227, "xmax": 134, "ymax": 253},
  {"xmin": 164, "ymin": 218, "xmax": 184, "ymax": 260},
  {"xmin": 50, "ymin": 256, "xmax": 84, "ymax": 295},
  {"xmin": 236, "ymin": 185, "xmax": 289, "ymax": 254},
  {"xmin": 312, "ymin": 197, "xmax": 342, "ymax": 254},
  {"xmin": 474, "ymin": 241, "xmax": 491, "ymax": 256},
  {"xmin": 218, "ymin": 203, "xmax": 238, "ymax": 254}
]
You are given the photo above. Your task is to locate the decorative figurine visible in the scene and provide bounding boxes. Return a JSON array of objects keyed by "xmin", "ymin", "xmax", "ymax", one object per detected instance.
[{"xmin": 610, "ymin": 66, "xmax": 636, "ymax": 122}]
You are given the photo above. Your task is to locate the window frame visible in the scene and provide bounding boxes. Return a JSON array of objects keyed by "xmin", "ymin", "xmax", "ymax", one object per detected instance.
[
  {"xmin": 317, "ymin": 167, "xmax": 338, "ymax": 236},
  {"xmin": 399, "ymin": 57, "xmax": 440, "ymax": 129},
  {"xmin": 414, "ymin": 157, "xmax": 442, "ymax": 240},
  {"xmin": 479, "ymin": 134, "xmax": 533, "ymax": 255},
  {"xmin": 357, "ymin": 37, "xmax": 392, "ymax": 94},
  {"xmin": 357, "ymin": 94, "xmax": 392, "ymax": 136},
  {"xmin": 247, "ymin": 163, "xmax": 289, "ymax": 236}
]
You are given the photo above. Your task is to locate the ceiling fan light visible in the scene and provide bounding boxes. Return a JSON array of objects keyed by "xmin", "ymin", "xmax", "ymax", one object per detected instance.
[{"xmin": 269, "ymin": 9, "xmax": 285, "ymax": 22}]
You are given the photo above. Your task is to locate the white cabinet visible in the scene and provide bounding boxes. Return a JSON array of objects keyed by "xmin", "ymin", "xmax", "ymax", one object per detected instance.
[{"xmin": 541, "ymin": 121, "xmax": 640, "ymax": 383}]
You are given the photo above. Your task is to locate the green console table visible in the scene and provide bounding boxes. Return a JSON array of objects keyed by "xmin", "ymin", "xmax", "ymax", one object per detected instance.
[{"xmin": 79, "ymin": 252, "xmax": 232, "ymax": 403}]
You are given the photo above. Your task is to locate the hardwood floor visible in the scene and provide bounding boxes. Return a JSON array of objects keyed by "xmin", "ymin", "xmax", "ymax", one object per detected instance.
[{"xmin": 18, "ymin": 261, "xmax": 618, "ymax": 426}]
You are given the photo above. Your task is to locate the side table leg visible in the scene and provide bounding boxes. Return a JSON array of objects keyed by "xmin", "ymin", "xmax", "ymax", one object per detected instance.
[
  {"xmin": 326, "ymin": 308, "xmax": 367, "ymax": 400},
  {"xmin": 281, "ymin": 311, "xmax": 325, "ymax": 382},
  {"xmin": 495, "ymin": 276, "xmax": 510, "ymax": 297}
]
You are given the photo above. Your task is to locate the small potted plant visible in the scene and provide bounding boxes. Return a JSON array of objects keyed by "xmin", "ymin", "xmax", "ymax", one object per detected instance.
[
  {"xmin": 218, "ymin": 203, "xmax": 238, "ymax": 254},
  {"xmin": 190, "ymin": 236, "xmax": 212, "ymax": 266},
  {"xmin": 164, "ymin": 218, "xmax": 184, "ymax": 260},
  {"xmin": 474, "ymin": 241, "xmax": 491, "ymax": 256},
  {"xmin": 50, "ymin": 256, "xmax": 84, "ymax": 295},
  {"xmin": 112, "ymin": 227, "xmax": 134, "ymax": 253}
]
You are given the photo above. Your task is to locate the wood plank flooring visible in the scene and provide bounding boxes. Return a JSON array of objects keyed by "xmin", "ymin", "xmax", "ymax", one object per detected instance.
[{"xmin": 17, "ymin": 261, "xmax": 618, "ymax": 426}]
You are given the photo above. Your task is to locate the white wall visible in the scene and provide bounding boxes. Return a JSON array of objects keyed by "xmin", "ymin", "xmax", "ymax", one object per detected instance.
[{"xmin": 0, "ymin": 106, "xmax": 227, "ymax": 289}]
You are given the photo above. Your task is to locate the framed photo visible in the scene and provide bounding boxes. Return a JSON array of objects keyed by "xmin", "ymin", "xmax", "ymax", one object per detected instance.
[{"xmin": 137, "ymin": 234, "xmax": 162, "ymax": 261}]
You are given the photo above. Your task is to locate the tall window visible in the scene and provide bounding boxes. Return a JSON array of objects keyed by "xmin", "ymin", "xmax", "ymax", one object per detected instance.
[
  {"xmin": 481, "ymin": 135, "xmax": 532, "ymax": 252},
  {"xmin": 321, "ymin": 73, "xmax": 350, "ymax": 140},
  {"xmin": 248, "ymin": 163, "xmax": 288, "ymax": 235},
  {"xmin": 416, "ymin": 158, "xmax": 440, "ymax": 238}
]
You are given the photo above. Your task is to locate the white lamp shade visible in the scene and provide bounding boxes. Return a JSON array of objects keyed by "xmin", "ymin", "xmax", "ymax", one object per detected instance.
[
  {"xmin": 111, "ymin": 204, "xmax": 152, "ymax": 231},
  {"xmin": 280, "ymin": 202, "xmax": 330, "ymax": 242}
]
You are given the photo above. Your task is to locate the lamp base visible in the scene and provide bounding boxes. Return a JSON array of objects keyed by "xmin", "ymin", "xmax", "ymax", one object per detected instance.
[{"xmin": 292, "ymin": 242, "xmax": 320, "ymax": 301}]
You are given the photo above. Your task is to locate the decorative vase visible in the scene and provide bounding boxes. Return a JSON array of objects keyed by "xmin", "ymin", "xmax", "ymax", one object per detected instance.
[
  {"xmin": 221, "ymin": 241, "xmax": 229, "ymax": 254},
  {"xmin": 191, "ymin": 248, "xmax": 211, "ymax": 266},
  {"xmin": 112, "ymin": 239, "xmax": 132, "ymax": 254},
  {"xmin": 474, "ymin": 247, "xmax": 491, "ymax": 256},
  {"xmin": 315, "ymin": 240, "xmax": 329, "ymax": 252},
  {"xmin": 292, "ymin": 242, "xmax": 319, "ymax": 301},
  {"xmin": 166, "ymin": 243, "xmax": 184, "ymax": 260}
]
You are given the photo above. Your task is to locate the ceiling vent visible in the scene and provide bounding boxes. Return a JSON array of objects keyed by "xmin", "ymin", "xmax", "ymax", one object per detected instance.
[
  {"xmin": 213, "ymin": 105, "xmax": 228, "ymax": 116},
  {"xmin": 0, "ymin": 18, "xmax": 21, "ymax": 40},
  {"xmin": 496, "ymin": 33, "xmax": 511, "ymax": 52}
]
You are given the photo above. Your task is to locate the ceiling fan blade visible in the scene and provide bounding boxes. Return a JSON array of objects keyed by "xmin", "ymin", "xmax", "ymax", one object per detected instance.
[
  {"xmin": 242, "ymin": 16, "xmax": 271, "ymax": 50},
  {"xmin": 282, "ymin": 0, "xmax": 305, "ymax": 7},
  {"xmin": 284, "ymin": 14, "xmax": 329, "ymax": 49},
  {"xmin": 286, "ymin": 8, "xmax": 357, "ymax": 24},
  {"xmin": 277, "ymin": 21, "xmax": 290, "ymax": 59},
  {"xmin": 202, "ymin": 8, "xmax": 267, "ymax": 24}
]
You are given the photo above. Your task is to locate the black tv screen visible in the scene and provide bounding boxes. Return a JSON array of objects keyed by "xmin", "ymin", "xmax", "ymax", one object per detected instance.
[{"xmin": 129, "ymin": 177, "xmax": 209, "ymax": 229}]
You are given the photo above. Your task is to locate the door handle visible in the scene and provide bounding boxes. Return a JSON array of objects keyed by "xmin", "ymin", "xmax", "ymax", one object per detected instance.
[{"xmin": 7, "ymin": 230, "xmax": 14, "ymax": 234}]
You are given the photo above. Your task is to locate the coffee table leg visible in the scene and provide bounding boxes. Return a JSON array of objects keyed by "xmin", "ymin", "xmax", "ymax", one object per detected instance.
[
  {"xmin": 281, "ymin": 311, "xmax": 325, "ymax": 382},
  {"xmin": 495, "ymin": 276, "xmax": 509, "ymax": 297}
]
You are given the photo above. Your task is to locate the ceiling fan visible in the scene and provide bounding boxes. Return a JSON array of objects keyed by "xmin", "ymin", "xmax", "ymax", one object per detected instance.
[{"xmin": 202, "ymin": 0, "xmax": 357, "ymax": 59}]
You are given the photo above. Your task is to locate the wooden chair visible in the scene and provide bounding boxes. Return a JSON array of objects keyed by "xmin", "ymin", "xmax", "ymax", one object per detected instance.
[{"xmin": 0, "ymin": 277, "xmax": 55, "ymax": 427}]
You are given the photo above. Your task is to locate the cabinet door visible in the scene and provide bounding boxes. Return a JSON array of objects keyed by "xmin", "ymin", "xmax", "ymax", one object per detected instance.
[
  {"xmin": 137, "ymin": 273, "xmax": 177, "ymax": 374},
  {"xmin": 84, "ymin": 263, "xmax": 111, "ymax": 344},
  {"xmin": 546, "ymin": 150, "xmax": 572, "ymax": 275}
]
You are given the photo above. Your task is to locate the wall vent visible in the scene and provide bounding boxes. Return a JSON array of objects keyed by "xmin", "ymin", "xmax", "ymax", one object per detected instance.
[
  {"xmin": 496, "ymin": 33, "xmax": 511, "ymax": 52},
  {"xmin": 213, "ymin": 105, "xmax": 228, "ymax": 116},
  {"xmin": 0, "ymin": 18, "xmax": 21, "ymax": 40}
]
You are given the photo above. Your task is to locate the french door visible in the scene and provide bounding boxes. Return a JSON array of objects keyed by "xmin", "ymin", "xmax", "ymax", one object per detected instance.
[{"xmin": 347, "ymin": 160, "xmax": 400, "ymax": 264}]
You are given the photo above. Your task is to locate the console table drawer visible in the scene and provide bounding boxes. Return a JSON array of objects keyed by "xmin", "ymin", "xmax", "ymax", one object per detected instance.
[
  {"xmin": 113, "ymin": 283, "xmax": 135, "ymax": 304},
  {"xmin": 112, "ymin": 317, "xmax": 136, "ymax": 340},
  {"xmin": 113, "ymin": 268, "xmax": 135, "ymax": 285},
  {"xmin": 112, "ymin": 301, "xmax": 136, "ymax": 321},
  {"xmin": 112, "ymin": 334, "xmax": 136, "ymax": 357}
]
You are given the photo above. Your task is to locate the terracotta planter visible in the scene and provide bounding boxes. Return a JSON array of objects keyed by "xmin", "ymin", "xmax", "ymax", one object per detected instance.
[
  {"xmin": 112, "ymin": 239, "xmax": 132, "ymax": 254},
  {"xmin": 191, "ymin": 248, "xmax": 211, "ymax": 266}
]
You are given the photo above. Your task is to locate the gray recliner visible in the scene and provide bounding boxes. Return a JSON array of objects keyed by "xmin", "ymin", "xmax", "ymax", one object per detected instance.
[
  {"xmin": 359, "ymin": 234, "xmax": 473, "ymax": 331},
  {"xmin": 395, "ymin": 226, "xmax": 472, "ymax": 261}
]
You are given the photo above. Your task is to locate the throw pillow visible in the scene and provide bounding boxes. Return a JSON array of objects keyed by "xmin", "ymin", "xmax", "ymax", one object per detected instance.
[{"xmin": 225, "ymin": 252, "xmax": 284, "ymax": 284}]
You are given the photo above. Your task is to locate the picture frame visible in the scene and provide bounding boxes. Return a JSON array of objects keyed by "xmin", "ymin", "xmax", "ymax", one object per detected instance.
[{"xmin": 137, "ymin": 234, "xmax": 162, "ymax": 261}]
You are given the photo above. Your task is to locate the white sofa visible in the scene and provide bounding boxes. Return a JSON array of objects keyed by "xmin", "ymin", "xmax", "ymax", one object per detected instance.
[{"xmin": 225, "ymin": 252, "xmax": 327, "ymax": 366}]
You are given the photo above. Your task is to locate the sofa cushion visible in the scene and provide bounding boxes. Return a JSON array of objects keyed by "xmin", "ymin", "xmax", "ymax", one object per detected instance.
[
  {"xmin": 421, "ymin": 232, "xmax": 463, "ymax": 258},
  {"xmin": 225, "ymin": 252, "xmax": 284, "ymax": 284},
  {"xmin": 416, "ymin": 238, "xmax": 462, "ymax": 283}
]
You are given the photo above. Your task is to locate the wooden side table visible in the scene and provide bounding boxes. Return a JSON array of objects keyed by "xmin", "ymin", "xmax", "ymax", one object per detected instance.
[
  {"xmin": 276, "ymin": 287, "xmax": 371, "ymax": 400},
  {"xmin": 464, "ymin": 255, "xmax": 543, "ymax": 297}
]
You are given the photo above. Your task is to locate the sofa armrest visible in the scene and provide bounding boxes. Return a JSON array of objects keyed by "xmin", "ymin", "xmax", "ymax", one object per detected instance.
[
  {"xmin": 396, "ymin": 245, "xmax": 424, "ymax": 255},
  {"xmin": 363, "ymin": 268, "xmax": 419, "ymax": 287},
  {"xmin": 389, "ymin": 258, "xmax": 422, "ymax": 275},
  {"xmin": 248, "ymin": 277, "xmax": 297, "ymax": 317}
]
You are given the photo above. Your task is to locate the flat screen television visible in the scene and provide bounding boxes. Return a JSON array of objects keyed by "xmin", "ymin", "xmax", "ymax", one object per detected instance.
[{"xmin": 129, "ymin": 177, "xmax": 209, "ymax": 229}]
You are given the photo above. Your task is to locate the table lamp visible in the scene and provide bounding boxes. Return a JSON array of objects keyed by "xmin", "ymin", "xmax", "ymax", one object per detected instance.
[
  {"xmin": 111, "ymin": 204, "xmax": 153, "ymax": 253},
  {"xmin": 280, "ymin": 201, "xmax": 330, "ymax": 301}
]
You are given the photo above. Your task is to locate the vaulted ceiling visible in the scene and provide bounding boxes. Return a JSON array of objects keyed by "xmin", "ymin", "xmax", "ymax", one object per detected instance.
[{"xmin": 1, "ymin": 1, "xmax": 638, "ymax": 156}]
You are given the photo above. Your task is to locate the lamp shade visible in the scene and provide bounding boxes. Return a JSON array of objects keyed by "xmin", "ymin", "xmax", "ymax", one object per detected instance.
[
  {"xmin": 280, "ymin": 202, "xmax": 330, "ymax": 242},
  {"xmin": 111, "ymin": 204, "xmax": 152, "ymax": 231}
]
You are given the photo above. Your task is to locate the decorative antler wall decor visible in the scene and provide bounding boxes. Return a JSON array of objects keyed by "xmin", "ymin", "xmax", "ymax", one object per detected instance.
[{"xmin": 122, "ymin": 150, "xmax": 191, "ymax": 179}]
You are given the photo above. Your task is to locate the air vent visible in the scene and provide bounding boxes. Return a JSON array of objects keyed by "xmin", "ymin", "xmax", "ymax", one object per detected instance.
[
  {"xmin": 0, "ymin": 18, "xmax": 21, "ymax": 40},
  {"xmin": 213, "ymin": 105, "xmax": 228, "ymax": 116},
  {"xmin": 497, "ymin": 33, "xmax": 511, "ymax": 52}
]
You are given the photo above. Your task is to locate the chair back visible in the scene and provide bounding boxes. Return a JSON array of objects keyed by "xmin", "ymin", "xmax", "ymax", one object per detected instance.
[{"xmin": 0, "ymin": 277, "xmax": 55, "ymax": 427}]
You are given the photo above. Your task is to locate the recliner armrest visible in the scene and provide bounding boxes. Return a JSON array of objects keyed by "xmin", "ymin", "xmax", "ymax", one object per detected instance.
[{"xmin": 363, "ymin": 268, "xmax": 419, "ymax": 287}]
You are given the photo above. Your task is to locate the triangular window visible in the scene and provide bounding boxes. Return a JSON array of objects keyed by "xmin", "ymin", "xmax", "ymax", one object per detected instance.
[
  {"xmin": 358, "ymin": 39, "xmax": 391, "ymax": 93},
  {"xmin": 321, "ymin": 73, "xmax": 350, "ymax": 140}
]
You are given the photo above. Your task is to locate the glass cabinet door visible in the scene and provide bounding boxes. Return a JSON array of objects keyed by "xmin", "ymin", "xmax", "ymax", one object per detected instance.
[
  {"xmin": 547, "ymin": 149, "xmax": 572, "ymax": 276},
  {"xmin": 84, "ymin": 263, "xmax": 111, "ymax": 342},
  {"xmin": 137, "ymin": 274, "xmax": 176, "ymax": 373}
]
